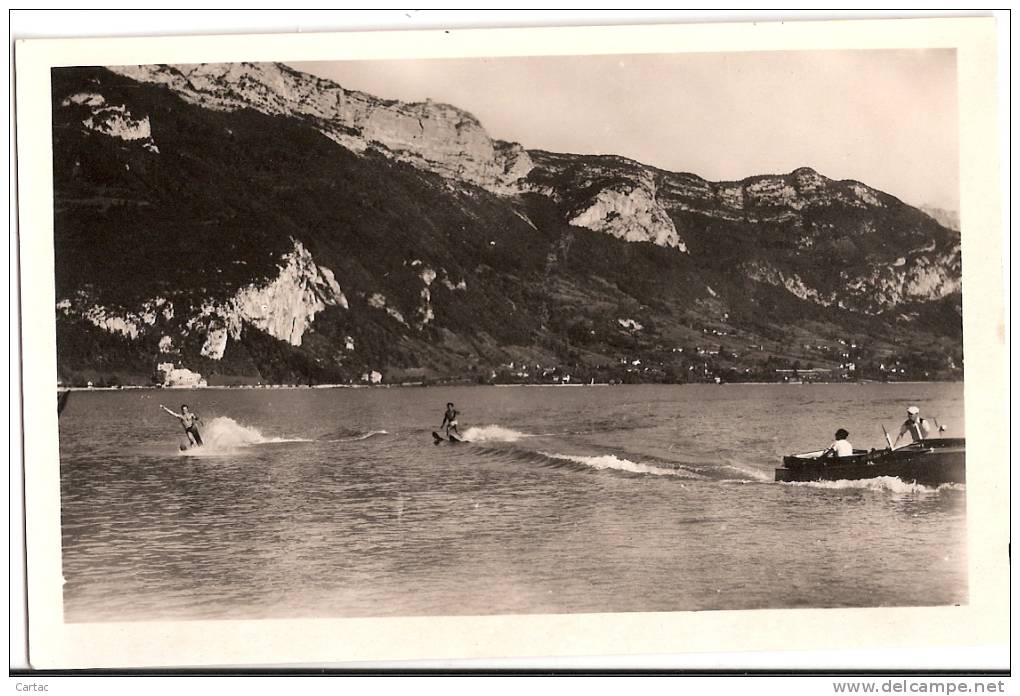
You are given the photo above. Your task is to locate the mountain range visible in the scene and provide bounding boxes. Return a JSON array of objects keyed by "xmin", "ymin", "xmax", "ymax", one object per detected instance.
[{"xmin": 49, "ymin": 62, "xmax": 963, "ymax": 387}]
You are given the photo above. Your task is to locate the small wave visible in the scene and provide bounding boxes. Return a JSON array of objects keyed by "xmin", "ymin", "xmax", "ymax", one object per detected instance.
[
  {"xmin": 717, "ymin": 460, "xmax": 774, "ymax": 482},
  {"xmin": 538, "ymin": 451, "xmax": 702, "ymax": 478},
  {"xmin": 780, "ymin": 475, "xmax": 961, "ymax": 494},
  {"xmin": 177, "ymin": 416, "xmax": 309, "ymax": 455},
  {"xmin": 332, "ymin": 430, "xmax": 388, "ymax": 443},
  {"xmin": 461, "ymin": 425, "xmax": 532, "ymax": 442}
]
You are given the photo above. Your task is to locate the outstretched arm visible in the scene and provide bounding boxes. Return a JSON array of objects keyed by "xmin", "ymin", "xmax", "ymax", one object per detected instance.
[{"xmin": 160, "ymin": 404, "xmax": 182, "ymax": 419}]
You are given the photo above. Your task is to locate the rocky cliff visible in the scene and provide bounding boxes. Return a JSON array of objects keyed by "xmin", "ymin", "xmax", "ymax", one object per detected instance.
[
  {"xmin": 49, "ymin": 64, "xmax": 963, "ymax": 386},
  {"xmin": 109, "ymin": 62, "xmax": 534, "ymax": 193},
  {"xmin": 190, "ymin": 239, "xmax": 349, "ymax": 359},
  {"xmin": 527, "ymin": 153, "xmax": 961, "ymax": 314}
]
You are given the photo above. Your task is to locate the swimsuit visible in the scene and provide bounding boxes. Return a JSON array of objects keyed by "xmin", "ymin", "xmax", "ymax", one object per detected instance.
[
  {"xmin": 185, "ymin": 425, "xmax": 203, "ymax": 445},
  {"xmin": 181, "ymin": 413, "xmax": 203, "ymax": 444}
]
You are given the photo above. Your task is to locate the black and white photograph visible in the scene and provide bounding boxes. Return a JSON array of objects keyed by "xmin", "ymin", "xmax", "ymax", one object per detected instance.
[{"xmin": 13, "ymin": 13, "xmax": 1007, "ymax": 671}]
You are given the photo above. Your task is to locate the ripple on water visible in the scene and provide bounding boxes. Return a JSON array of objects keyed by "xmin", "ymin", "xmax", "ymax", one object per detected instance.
[{"xmin": 58, "ymin": 383, "xmax": 968, "ymax": 620}]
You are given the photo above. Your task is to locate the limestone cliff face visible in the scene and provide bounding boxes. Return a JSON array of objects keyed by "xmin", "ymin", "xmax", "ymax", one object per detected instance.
[
  {"xmin": 93, "ymin": 61, "xmax": 957, "ymax": 279},
  {"xmin": 527, "ymin": 152, "xmax": 687, "ymax": 251},
  {"xmin": 843, "ymin": 243, "xmax": 962, "ymax": 311},
  {"xmin": 528, "ymin": 157, "xmax": 896, "ymax": 253},
  {"xmin": 57, "ymin": 295, "xmax": 174, "ymax": 340},
  {"xmin": 528, "ymin": 149, "xmax": 959, "ymax": 312},
  {"xmin": 742, "ymin": 263, "xmax": 834, "ymax": 307},
  {"xmin": 108, "ymin": 62, "xmax": 533, "ymax": 192},
  {"xmin": 191, "ymin": 239, "xmax": 349, "ymax": 359},
  {"xmin": 493, "ymin": 140, "xmax": 536, "ymax": 183},
  {"xmin": 745, "ymin": 241, "xmax": 961, "ymax": 314},
  {"xmin": 546, "ymin": 162, "xmax": 888, "ymax": 226},
  {"xmin": 56, "ymin": 239, "xmax": 347, "ymax": 362},
  {"xmin": 654, "ymin": 166, "xmax": 888, "ymax": 222},
  {"xmin": 568, "ymin": 179, "xmax": 685, "ymax": 250},
  {"xmin": 60, "ymin": 92, "xmax": 159, "ymax": 152}
]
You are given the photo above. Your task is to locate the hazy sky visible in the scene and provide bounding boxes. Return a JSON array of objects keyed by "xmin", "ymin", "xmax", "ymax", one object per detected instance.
[{"xmin": 292, "ymin": 49, "xmax": 959, "ymax": 211}]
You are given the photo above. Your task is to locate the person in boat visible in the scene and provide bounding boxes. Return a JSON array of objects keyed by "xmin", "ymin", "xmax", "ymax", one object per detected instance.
[
  {"xmin": 822, "ymin": 428, "xmax": 854, "ymax": 458},
  {"xmin": 440, "ymin": 402, "xmax": 462, "ymax": 440},
  {"xmin": 893, "ymin": 405, "xmax": 932, "ymax": 447},
  {"xmin": 160, "ymin": 403, "xmax": 203, "ymax": 447}
]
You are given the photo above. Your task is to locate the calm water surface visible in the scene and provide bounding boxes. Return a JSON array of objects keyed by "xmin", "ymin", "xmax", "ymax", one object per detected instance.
[{"xmin": 58, "ymin": 382, "xmax": 966, "ymax": 621}]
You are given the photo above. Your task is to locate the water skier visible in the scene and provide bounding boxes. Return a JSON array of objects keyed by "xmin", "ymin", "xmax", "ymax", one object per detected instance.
[
  {"xmin": 440, "ymin": 402, "xmax": 462, "ymax": 441},
  {"xmin": 160, "ymin": 403, "xmax": 204, "ymax": 447}
]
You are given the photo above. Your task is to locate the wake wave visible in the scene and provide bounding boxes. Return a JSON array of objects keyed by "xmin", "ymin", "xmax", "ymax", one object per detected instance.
[
  {"xmin": 716, "ymin": 459, "xmax": 774, "ymax": 482},
  {"xmin": 333, "ymin": 429, "xmax": 388, "ymax": 442},
  {"xmin": 537, "ymin": 451, "xmax": 703, "ymax": 478},
  {"xmin": 461, "ymin": 425, "xmax": 532, "ymax": 442},
  {"xmin": 780, "ymin": 476, "xmax": 964, "ymax": 494},
  {"xmin": 178, "ymin": 416, "xmax": 309, "ymax": 455}
]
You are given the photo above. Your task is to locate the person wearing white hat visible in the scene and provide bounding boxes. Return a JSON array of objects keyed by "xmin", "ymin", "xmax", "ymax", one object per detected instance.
[{"xmin": 893, "ymin": 405, "xmax": 932, "ymax": 446}]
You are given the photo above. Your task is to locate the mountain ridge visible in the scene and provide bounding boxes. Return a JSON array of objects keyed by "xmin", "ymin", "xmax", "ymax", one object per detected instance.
[{"xmin": 50, "ymin": 63, "xmax": 963, "ymax": 387}]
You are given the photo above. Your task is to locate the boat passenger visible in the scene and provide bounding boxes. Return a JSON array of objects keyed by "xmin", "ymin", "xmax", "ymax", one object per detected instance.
[
  {"xmin": 893, "ymin": 405, "xmax": 931, "ymax": 446},
  {"xmin": 823, "ymin": 429, "xmax": 854, "ymax": 458}
]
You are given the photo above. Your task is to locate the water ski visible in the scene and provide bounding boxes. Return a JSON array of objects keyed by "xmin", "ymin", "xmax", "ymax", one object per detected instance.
[{"xmin": 432, "ymin": 431, "xmax": 466, "ymax": 444}]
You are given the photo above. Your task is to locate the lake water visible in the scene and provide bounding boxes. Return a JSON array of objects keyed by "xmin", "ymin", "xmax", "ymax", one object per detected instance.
[{"xmin": 58, "ymin": 382, "xmax": 966, "ymax": 622}]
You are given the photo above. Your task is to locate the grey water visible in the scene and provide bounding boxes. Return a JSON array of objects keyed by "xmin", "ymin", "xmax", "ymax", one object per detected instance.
[{"xmin": 58, "ymin": 382, "xmax": 966, "ymax": 622}]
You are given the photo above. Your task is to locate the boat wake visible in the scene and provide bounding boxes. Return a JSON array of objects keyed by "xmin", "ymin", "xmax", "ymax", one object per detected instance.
[
  {"xmin": 462, "ymin": 430, "xmax": 761, "ymax": 480},
  {"xmin": 779, "ymin": 475, "xmax": 964, "ymax": 494},
  {"xmin": 536, "ymin": 451, "xmax": 704, "ymax": 478},
  {"xmin": 541, "ymin": 445, "xmax": 770, "ymax": 482},
  {"xmin": 438, "ymin": 424, "xmax": 953, "ymax": 489},
  {"xmin": 178, "ymin": 417, "xmax": 311, "ymax": 455},
  {"xmin": 329, "ymin": 429, "xmax": 389, "ymax": 443},
  {"xmin": 715, "ymin": 459, "xmax": 774, "ymax": 482}
]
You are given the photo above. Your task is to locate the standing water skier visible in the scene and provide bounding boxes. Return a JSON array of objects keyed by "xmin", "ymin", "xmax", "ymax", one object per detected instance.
[
  {"xmin": 160, "ymin": 403, "xmax": 204, "ymax": 447},
  {"xmin": 440, "ymin": 402, "xmax": 462, "ymax": 441}
]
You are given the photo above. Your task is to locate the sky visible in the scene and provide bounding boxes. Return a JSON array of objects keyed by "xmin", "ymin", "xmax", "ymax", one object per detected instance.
[{"xmin": 292, "ymin": 49, "xmax": 959, "ymax": 211}]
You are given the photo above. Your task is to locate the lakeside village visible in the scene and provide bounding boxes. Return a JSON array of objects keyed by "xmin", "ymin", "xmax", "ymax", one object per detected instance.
[{"xmin": 61, "ymin": 318, "xmax": 962, "ymax": 390}]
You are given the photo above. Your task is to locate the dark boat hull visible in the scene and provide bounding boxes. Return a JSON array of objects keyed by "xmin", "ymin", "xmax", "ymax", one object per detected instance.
[{"xmin": 775, "ymin": 438, "xmax": 965, "ymax": 487}]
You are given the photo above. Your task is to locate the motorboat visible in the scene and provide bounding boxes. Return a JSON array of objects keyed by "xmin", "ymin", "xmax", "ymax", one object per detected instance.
[{"xmin": 775, "ymin": 437, "xmax": 965, "ymax": 487}]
